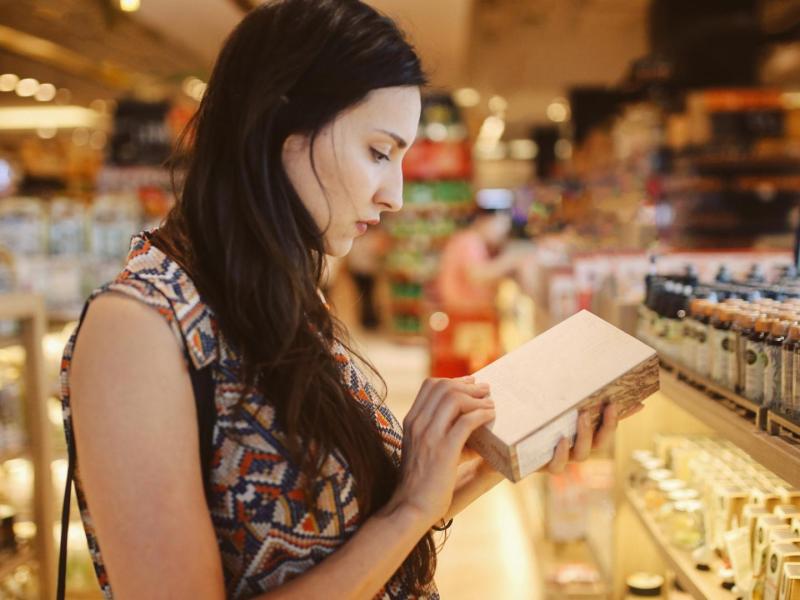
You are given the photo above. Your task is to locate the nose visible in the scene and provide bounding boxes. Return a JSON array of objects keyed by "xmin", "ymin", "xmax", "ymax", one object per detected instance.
[{"xmin": 375, "ymin": 165, "xmax": 404, "ymax": 213}]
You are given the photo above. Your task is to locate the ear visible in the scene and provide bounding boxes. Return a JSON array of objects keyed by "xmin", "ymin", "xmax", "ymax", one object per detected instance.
[{"xmin": 282, "ymin": 133, "xmax": 310, "ymax": 160}]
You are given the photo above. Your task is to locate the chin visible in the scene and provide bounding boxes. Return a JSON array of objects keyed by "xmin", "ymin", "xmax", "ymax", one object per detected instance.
[{"xmin": 325, "ymin": 237, "xmax": 354, "ymax": 258}]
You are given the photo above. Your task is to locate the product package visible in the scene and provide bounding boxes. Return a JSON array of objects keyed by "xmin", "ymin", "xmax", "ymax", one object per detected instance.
[{"xmin": 467, "ymin": 310, "xmax": 659, "ymax": 481}]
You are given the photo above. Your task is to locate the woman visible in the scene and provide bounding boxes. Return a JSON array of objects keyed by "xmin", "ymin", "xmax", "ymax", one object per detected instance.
[{"xmin": 62, "ymin": 1, "xmax": 634, "ymax": 598}]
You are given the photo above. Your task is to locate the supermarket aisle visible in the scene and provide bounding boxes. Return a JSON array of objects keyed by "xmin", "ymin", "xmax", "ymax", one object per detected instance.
[{"xmin": 352, "ymin": 331, "xmax": 544, "ymax": 600}]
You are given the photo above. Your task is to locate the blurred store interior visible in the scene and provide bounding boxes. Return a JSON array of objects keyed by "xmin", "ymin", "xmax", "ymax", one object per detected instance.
[{"xmin": 2, "ymin": 0, "xmax": 800, "ymax": 598}]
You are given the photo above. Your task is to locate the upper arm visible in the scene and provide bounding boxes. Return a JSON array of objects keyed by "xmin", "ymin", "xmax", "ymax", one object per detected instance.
[{"xmin": 69, "ymin": 293, "xmax": 225, "ymax": 599}]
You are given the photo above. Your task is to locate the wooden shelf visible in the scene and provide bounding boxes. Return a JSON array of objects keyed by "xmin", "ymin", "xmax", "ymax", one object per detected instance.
[
  {"xmin": 0, "ymin": 446, "xmax": 27, "ymax": 464},
  {"xmin": 0, "ymin": 546, "xmax": 36, "ymax": 581},
  {"xmin": 659, "ymin": 367, "xmax": 800, "ymax": 486},
  {"xmin": 625, "ymin": 488, "xmax": 732, "ymax": 600}
]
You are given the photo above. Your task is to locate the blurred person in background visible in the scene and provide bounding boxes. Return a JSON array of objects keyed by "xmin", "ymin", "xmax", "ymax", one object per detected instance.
[
  {"xmin": 437, "ymin": 207, "xmax": 519, "ymax": 317},
  {"xmin": 60, "ymin": 1, "xmax": 629, "ymax": 599}
]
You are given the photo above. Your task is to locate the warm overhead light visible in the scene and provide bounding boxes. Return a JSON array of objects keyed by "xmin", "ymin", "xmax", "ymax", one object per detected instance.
[
  {"xmin": 473, "ymin": 140, "xmax": 507, "ymax": 161},
  {"xmin": 0, "ymin": 74, "xmax": 19, "ymax": 93},
  {"xmin": 453, "ymin": 88, "xmax": 480, "ymax": 108},
  {"xmin": 488, "ymin": 95, "xmax": 508, "ymax": 114},
  {"xmin": 509, "ymin": 139, "xmax": 538, "ymax": 160},
  {"xmin": 547, "ymin": 98, "xmax": 570, "ymax": 123},
  {"xmin": 478, "ymin": 115, "xmax": 505, "ymax": 142},
  {"xmin": 0, "ymin": 106, "xmax": 106, "ymax": 130},
  {"xmin": 15, "ymin": 78, "xmax": 39, "ymax": 98},
  {"xmin": 182, "ymin": 77, "xmax": 207, "ymax": 101},
  {"xmin": 37, "ymin": 126, "xmax": 57, "ymax": 139},
  {"xmin": 119, "ymin": 0, "xmax": 140, "ymax": 12},
  {"xmin": 425, "ymin": 122, "xmax": 448, "ymax": 142},
  {"xmin": 34, "ymin": 83, "xmax": 56, "ymax": 102}
]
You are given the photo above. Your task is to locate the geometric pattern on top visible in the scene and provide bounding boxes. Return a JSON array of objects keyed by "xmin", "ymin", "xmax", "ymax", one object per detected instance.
[{"xmin": 59, "ymin": 230, "xmax": 439, "ymax": 599}]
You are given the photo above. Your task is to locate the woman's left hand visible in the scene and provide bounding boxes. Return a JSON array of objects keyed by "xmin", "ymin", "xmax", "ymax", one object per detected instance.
[{"xmin": 542, "ymin": 401, "xmax": 645, "ymax": 475}]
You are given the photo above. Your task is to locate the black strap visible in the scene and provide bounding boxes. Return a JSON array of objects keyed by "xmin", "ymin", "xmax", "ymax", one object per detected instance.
[{"xmin": 56, "ymin": 309, "xmax": 216, "ymax": 599}]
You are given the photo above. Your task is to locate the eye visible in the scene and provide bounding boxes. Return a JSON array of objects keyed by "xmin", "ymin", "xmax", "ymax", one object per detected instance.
[{"xmin": 370, "ymin": 148, "xmax": 391, "ymax": 163}]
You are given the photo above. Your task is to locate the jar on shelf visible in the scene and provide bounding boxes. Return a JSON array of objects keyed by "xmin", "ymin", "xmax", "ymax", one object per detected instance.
[{"xmin": 666, "ymin": 499, "xmax": 705, "ymax": 550}]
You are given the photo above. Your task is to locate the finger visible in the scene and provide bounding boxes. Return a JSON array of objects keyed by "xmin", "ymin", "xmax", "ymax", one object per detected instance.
[
  {"xmin": 415, "ymin": 380, "xmax": 490, "ymax": 432},
  {"xmin": 446, "ymin": 408, "xmax": 497, "ymax": 455},
  {"xmin": 404, "ymin": 377, "xmax": 439, "ymax": 425},
  {"xmin": 591, "ymin": 403, "xmax": 619, "ymax": 450},
  {"xmin": 570, "ymin": 412, "xmax": 593, "ymax": 462},
  {"xmin": 548, "ymin": 437, "xmax": 570, "ymax": 474},
  {"xmin": 460, "ymin": 446, "xmax": 482, "ymax": 463},
  {"xmin": 428, "ymin": 391, "xmax": 495, "ymax": 439}
]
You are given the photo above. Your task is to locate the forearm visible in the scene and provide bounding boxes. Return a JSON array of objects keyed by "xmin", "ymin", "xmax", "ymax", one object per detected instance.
[{"xmin": 254, "ymin": 503, "xmax": 430, "ymax": 600}]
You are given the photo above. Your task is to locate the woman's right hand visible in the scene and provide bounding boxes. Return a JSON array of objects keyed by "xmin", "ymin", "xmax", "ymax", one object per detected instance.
[{"xmin": 386, "ymin": 376, "xmax": 495, "ymax": 527}]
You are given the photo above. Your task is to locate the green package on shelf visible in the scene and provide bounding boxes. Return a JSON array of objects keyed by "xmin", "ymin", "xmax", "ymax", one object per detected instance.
[
  {"xmin": 404, "ymin": 182, "xmax": 435, "ymax": 204},
  {"xmin": 434, "ymin": 180, "xmax": 472, "ymax": 203}
]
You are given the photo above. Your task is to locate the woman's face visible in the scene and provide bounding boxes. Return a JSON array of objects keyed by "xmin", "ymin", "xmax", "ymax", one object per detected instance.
[{"xmin": 282, "ymin": 86, "xmax": 421, "ymax": 257}]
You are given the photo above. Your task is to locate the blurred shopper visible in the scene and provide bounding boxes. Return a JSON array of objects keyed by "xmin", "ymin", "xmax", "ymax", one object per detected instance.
[
  {"xmin": 59, "ymin": 1, "xmax": 627, "ymax": 599},
  {"xmin": 437, "ymin": 207, "xmax": 517, "ymax": 315},
  {"xmin": 431, "ymin": 207, "xmax": 520, "ymax": 375}
]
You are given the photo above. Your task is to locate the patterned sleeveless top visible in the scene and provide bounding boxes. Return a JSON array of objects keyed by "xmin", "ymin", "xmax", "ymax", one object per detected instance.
[{"xmin": 60, "ymin": 231, "xmax": 439, "ymax": 599}]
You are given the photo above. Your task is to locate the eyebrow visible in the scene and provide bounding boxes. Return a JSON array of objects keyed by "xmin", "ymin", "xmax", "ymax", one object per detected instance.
[{"xmin": 374, "ymin": 128, "xmax": 409, "ymax": 149}]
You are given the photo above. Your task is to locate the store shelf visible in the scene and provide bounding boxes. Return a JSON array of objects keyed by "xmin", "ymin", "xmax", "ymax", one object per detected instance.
[
  {"xmin": 0, "ymin": 335, "xmax": 23, "ymax": 350},
  {"xmin": 0, "ymin": 546, "xmax": 36, "ymax": 582},
  {"xmin": 659, "ymin": 367, "xmax": 800, "ymax": 486},
  {"xmin": 0, "ymin": 447, "xmax": 27, "ymax": 464},
  {"xmin": 625, "ymin": 488, "xmax": 731, "ymax": 600}
]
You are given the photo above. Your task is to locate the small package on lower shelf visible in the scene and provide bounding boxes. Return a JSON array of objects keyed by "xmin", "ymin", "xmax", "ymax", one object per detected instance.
[
  {"xmin": 780, "ymin": 563, "xmax": 800, "ymax": 599},
  {"xmin": 466, "ymin": 310, "xmax": 659, "ymax": 481}
]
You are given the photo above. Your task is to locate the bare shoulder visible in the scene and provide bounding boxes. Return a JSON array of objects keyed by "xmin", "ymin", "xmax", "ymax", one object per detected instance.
[{"xmin": 67, "ymin": 294, "xmax": 225, "ymax": 596}]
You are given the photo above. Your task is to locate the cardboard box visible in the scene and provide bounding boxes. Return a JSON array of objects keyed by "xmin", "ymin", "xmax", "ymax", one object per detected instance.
[
  {"xmin": 781, "ymin": 563, "xmax": 800, "ymax": 599},
  {"xmin": 746, "ymin": 505, "xmax": 773, "ymax": 554},
  {"xmin": 766, "ymin": 543, "xmax": 800, "ymax": 600},
  {"xmin": 752, "ymin": 489, "xmax": 784, "ymax": 512},
  {"xmin": 792, "ymin": 518, "xmax": 800, "ymax": 538},
  {"xmin": 757, "ymin": 517, "xmax": 792, "ymax": 575},
  {"xmin": 776, "ymin": 506, "xmax": 800, "ymax": 522},
  {"xmin": 467, "ymin": 310, "xmax": 659, "ymax": 481}
]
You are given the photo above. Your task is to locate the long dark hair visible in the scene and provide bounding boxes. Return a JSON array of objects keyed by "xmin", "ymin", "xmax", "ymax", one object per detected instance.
[{"xmin": 153, "ymin": 0, "xmax": 434, "ymax": 593}]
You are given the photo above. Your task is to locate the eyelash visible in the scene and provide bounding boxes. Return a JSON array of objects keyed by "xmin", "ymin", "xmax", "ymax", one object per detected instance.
[{"xmin": 371, "ymin": 148, "xmax": 391, "ymax": 163}]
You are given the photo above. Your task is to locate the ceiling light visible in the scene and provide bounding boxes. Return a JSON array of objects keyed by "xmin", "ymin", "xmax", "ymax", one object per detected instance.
[
  {"xmin": 0, "ymin": 106, "xmax": 105, "ymax": 130},
  {"xmin": 0, "ymin": 74, "xmax": 19, "ymax": 93},
  {"xmin": 509, "ymin": 139, "xmax": 538, "ymax": 160},
  {"xmin": 547, "ymin": 98, "xmax": 570, "ymax": 123},
  {"xmin": 425, "ymin": 122, "xmax": 448, "ymax": 142},
  {"xmin": 119, "ymin": 0, "xmax": 140, "ymax": 12},
  {"xmin": 453, "ymin": 88, "xmax": 480, "ymax": 108},
  {"xmin": 15, "ymin": 78, "xmax": 39, "ymax": 98},
  {"xmin": 34, "ymin": 83, "xmax": 56, "ymax": 102},
  {"xmin": 36, "ymin": 126, "xmax": 57, "ymax": 139}
]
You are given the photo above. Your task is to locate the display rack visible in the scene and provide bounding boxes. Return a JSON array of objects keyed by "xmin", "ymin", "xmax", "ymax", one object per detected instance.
[
  {"xmin": 0, "ymin": 293, "xmax": 56, "ymax": 599},
  {"xmin": 624, "ymin": 488, "xmax": 731, "ymax": 600},
  {"xmin": 659, "ymin": 365, "xmax": 800, "ymax": 486}
]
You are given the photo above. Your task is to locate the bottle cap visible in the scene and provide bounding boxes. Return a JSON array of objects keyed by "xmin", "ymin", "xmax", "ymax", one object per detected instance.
[
  {"xmin": 771, "ymin": 320, "xmax": 790, "ymax": 337},
  {"xmin": 755, "ymin": 316, "xmax": 776, "ymax": 334},
  {"xmin": 789, "ymin": 324, "xmax": 800, "ymax": 340}
]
